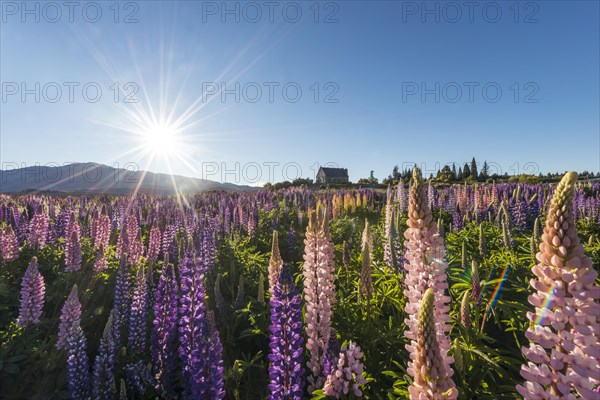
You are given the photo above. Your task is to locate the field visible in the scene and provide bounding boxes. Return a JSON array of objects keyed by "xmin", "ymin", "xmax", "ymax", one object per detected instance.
[{"xmin": 0, "ymin": 170, "xmax": 599, "ymax": 399}]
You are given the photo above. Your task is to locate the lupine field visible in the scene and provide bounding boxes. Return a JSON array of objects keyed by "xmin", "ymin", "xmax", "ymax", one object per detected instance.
[{"xmin": 1, "ymin": 170, "xmax": 599, "ymax": 400}]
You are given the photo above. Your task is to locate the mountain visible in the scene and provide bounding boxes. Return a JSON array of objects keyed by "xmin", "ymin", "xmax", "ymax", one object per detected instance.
[{"xmin": 0, "ymin": 163, "xmax": 255, "ymax": 194}]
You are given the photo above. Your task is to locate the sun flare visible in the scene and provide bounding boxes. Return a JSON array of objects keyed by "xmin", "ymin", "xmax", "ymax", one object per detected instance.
[{"xmin": 142, "ymin": 123, "xmax": 180, "ymax": 155}]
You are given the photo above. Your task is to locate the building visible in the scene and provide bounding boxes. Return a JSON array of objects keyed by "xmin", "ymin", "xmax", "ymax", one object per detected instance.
[{"xmin": 316, "ymin": 167, "xmax": 349, "ymax": 185}]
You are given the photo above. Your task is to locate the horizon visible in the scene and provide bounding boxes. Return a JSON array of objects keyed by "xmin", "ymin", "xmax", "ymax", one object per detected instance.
[{"xmin": 1, "ymin": 1, "xmax": 599, "ymax": 186}]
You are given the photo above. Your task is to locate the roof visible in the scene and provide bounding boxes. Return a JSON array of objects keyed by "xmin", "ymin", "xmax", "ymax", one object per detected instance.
[{"xmin": 319, "ymin": 167, "xmax": 348, "ymax": 178}]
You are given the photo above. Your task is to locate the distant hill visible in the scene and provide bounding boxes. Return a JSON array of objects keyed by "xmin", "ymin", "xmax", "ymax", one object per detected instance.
[{"xmin": 0, "ymin": 163, "xmax": 255, "ymax": 194}]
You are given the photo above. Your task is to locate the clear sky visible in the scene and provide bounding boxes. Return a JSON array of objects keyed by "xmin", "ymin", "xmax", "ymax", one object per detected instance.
[{"xmin": 1, "ymin": 1, "xmax": 599, "ymax": 185}]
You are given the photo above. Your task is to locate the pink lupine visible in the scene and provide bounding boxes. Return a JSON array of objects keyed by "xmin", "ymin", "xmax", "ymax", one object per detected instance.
[
  {"xmin": 94, "ymin": 243, "xmax": 108, "ymax": 272},
  {"xmin": 57, "ymin": 285, "xmax": 82, "ymax": 349},
  {"xmin": 17, "ymin": 257, "xmax": 45, "ymax": 327},
  {"xmin": 517, "ymin": 172, "xmax": 600, "ymax": 399},
  {"xmin": 146, "ymin": 225, "xmax": 161, "ymax": 264},
  {"xmin": 268, "ymin": 230, "xmax": 283, "ymax": 296},
  {"xmin": 408, "ymin": 288, "xmax": 459, "ymax": 400},
  {"xmin": 1, "ymin": 225, "xmax": 19, "ymax": 262},
  {"xmin": 323, "ymin": 341, "xmax": 368, "ymax": 398},
  {"xmin": 403, "ymin": 168, "xmax": 455, "ymax": 393},
  {"xmin": 93, "ymin": 206, "xmax": 110, "ymax": 251},
  {"xmin": 65, "ymin": 229, "xmax": 82, "ymax": 272},
  {"xmin": 29, "ymin": 205, "xmax": 49, "ymax": 250},
  {"xmin": 303, "ymin": 208, "xmax": 336, "ymax": 392}
]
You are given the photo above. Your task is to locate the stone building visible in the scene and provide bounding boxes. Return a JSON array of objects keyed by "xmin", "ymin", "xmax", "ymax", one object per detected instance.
[{"xmin": 316, "ymin": 167, "xmax": 349, "ymax": 184}]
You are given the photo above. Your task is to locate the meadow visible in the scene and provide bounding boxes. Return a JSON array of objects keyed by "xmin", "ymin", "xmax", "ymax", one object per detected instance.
[{"xmin": 0, "ymin": 170, "xmax": 598, "ymax": 399}]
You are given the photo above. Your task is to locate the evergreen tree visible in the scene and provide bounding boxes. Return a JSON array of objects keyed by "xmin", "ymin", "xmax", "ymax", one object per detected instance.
[
  {"xmin": 462, "ymin": 163, "xmax": 471, "ymax": 180},
  {"xmin": 480, "ymin": 161, "xmax": 489, "ymax": 181},
  {"xmin": 452, "ymin": 163, "xmax": 457, "ymax": 179},
  {"xmin": 458, "ymin": 166, "xmax": 463, "ymax": 179},
  {"xmin": 471, "ymin": 157, "xmax": 478, "ymax": 180}
]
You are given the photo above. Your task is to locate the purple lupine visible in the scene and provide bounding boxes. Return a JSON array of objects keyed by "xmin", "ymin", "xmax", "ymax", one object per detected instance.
[
  {"xmin": 125, "ymin": 361, "xmax": 155, "ymax": 396},
  {"xmin": 146, "ymin": 225, "xmax": 161, "ymax": 264},
  {"xmin": 57, "ymin": 285, "xmax": 82, "ymax": 350},
  {"xmin": 92, "ymin": 312, "xmax": 117, "ymax": 400},
  {"xmin": 65, "ymin": 229, "xmax": 82, "ymax": 272},
  {"xmin": 1, "ymin": 225, "xmax": 19, "ymax": 262},
  {"xmin": 287, "ymin": 222, "xmax": 296, "ymax": 257},
  {"xmin": 268, "ymin": 265, "xmax": 304, "ymax": 400},
  {"xmin": 66, "ymin": 321, "xmax": 91, "ymax": 400},
  {"xmin": 28, "ymin": 205, "xmax": 48, "ymax": 250},
  {"xmin": 17, "ymin": 256, "xmax": 45, "ymax": 327},
  {"xmin": 112, "ymin": 255, "xmax": 131, "ymax": 347},
  {"xmin": 178, "ymin": 251, "xmax": 210, "ymax": 399},
  {"xmin": 206, "ymin": 311, "xmax": 226, "ymax": 400},
  {"xmin": 322, "ymin": 330, "xmax": 341, "ymax": 379},
  {"xmin": 151, "ymin": 263, "xmax": 178, "ymax": 399},
  {"xmin": 129, "ymin": 265, "xmax": 149, "ymax": 355}
]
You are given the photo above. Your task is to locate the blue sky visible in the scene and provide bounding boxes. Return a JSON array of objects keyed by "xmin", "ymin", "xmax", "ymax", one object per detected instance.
[{"xmin": 1, "ymin": 1, "xmax": 599, "ymax": 184}]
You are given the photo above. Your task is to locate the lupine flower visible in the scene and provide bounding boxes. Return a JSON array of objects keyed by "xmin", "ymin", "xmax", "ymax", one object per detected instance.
[
  {"xmin": 268, "ymin": 230, "xmax": 283, "ymax": 296},
  {"xmin": 408, "ymin": 288, "xmax": 458, "ymax": 400},
  {"xmin": 57, "ymin": 285, "xmax": 82, "ymax": 350},
  {"xmin": 214, "ymin": 274, "xmax": 228, "ymax": 323},
  {"xmin": 258, "ymin": 273, "xmax": 265, "ymax": 305},
  {"xmin": 323, "ymin": 341, "xmax": 368, "ymax": 398},
  {"xmin": 452, "ymin": 338, "xmax": 463, "ymax": 374},
  {"xmin": 94, "ymin": 243, "xmax": 108, "ymax": 272},
  {"xmin": 403, "ymin": 168, "xmax": 455, "ymax": 386},
  {"xmin": 125, "ymin": 360, "xmax": 155, "ymax": 396},
  {"xmin": 93, "ymin": 206, "xmax": 110, "ymax": 251},
  {"xmin": 112, "ymin": 255, "xmax": 131, "ymax": 348},
  {"xmin": 17, "ymin": 256, "xmax": 45, "ymax": 327},
  {"xmin": 1, "ymin": 225, "xmax": 19, "ymax": 261},
  {"xmin": 268, "ymin": 265, "xmax": 305, "ymax": 400},
  {"xmin": 502, "ymin": 220, "xmax": 513, "ymax": 249},
  {"xmin": 151, "ymin": 263, "xmax": 178, "ymax": 399},
  {"xmin": 517, "ymin": 172, "xmax": 599, "ymax": 399},
  {"xmin": 460, "ymin": 290, "xmax": 471, "ymax": 329},
  {"xmin": 129, "ymin": 265, "xmax": 149, "ymax": 355},
  {"xmin": 342, "ymin": 240, "xmax": 350, "ymax": 268},
  {"xmin": 66, "ymin": 321, "xmax": 91, "ymax": 400},
  {"xmin": 29, "ymin": 205, "xmax": 48, "ymax": 250},
  {"xmin": 234, "ymin": 275, "xmax": 245, "ymax": 310},
  {"xmin": 287, "ymin": 222, "xmax": 296, "ymax": 257},
  {"xmin": 147, "ymin": 225, "xmax": 162, "ymax": 264},
  {"xmin": 178, "ymin": 251, "xmax": 209, "ymax": 399},
  {"xmin": 92, "ymin": 312, "xmax": 117, "ymax": 400},
  {"xmin": 65, "ymin": 229, "xmax": 82, "ymax": 272},
  {"xmin": 206, "ymin": 310, "xmax": 226, "ymax": 400},
  {"xmin": 437, "ymin": 218, "xmax": 446, "ymax": 240},
  {"xmin": 119, "ymin": 379, "xmax": 126, "ymax": 400},
  {"xmin": 359, "ymin": 237, "xmax": 373, "ymax": 302},
  {"xmin": 303, "ymin": 208, "xmax": 336, "ymax": 392}
]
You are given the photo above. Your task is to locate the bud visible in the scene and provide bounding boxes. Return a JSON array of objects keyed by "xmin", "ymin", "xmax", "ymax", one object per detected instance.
[{"xmin": 460, "ymin": 290, "xmax": 471, "ymax": 328}]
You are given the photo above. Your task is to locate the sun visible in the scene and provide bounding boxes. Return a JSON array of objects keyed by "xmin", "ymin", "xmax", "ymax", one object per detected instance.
[{"xmin": 142, "ymin": 123, "xmax": 180, "ymax": 155}]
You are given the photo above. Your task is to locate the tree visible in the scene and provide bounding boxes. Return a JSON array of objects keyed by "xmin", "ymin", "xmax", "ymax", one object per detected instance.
[
  {"xmin": 471, "ymin": 157, "xmax": 478, "ymax": 180},
  {"xmin": 462, "ymin": 163, "xmax": 471, "ymax": 180},
  {"xmin": 392, "ymin": 165, "xmax": 401, "ymax": 181},
  {"xmin": 479, "ymin": 161, "xmax": 489, "ymax": 181},
  {"xmin": 451, "ymin": 163, "xmax": 457, "ymax": 179},
  {"xmin": 368, "ymin": 171, "xmax": 378, "ymax": 185},
  {"xmin": 458, "ymin": 166, "xmax": 463, "ymax": 179}
]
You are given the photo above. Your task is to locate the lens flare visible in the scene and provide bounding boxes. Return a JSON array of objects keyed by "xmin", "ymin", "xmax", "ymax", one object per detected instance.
[
  {"xmin": 484, "ymin": 264, "xmax": 511, "ymax": 316},
  {"xmin": 534, "ymin": 283, "xmax": 557, "ymax": 327}
]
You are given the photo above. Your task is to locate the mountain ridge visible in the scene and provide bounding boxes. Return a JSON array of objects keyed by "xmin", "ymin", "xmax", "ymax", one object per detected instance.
[{"xmin": 0, "ymin": 162, "xmax": 256, "ymax": 194}]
